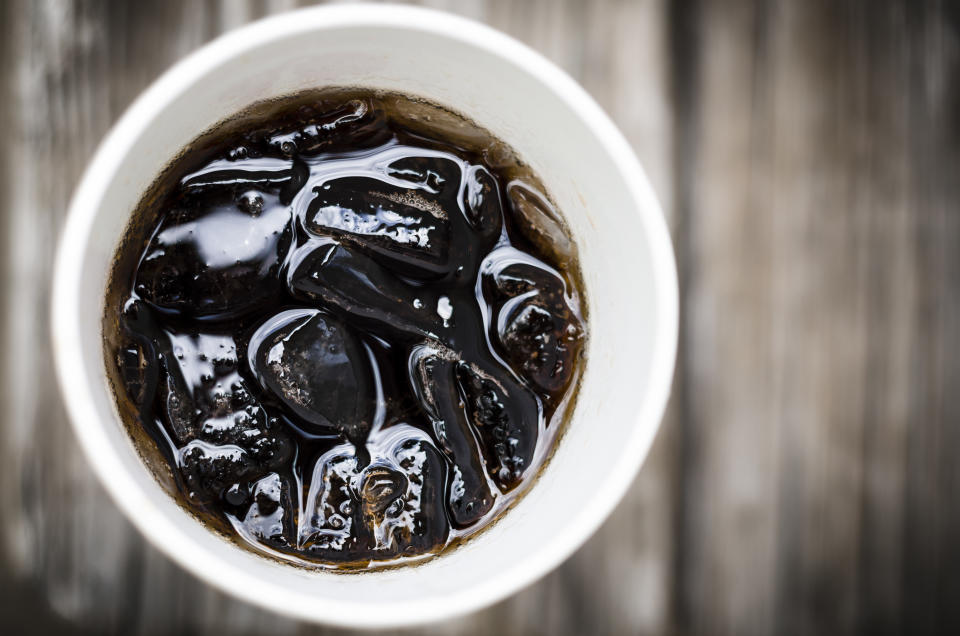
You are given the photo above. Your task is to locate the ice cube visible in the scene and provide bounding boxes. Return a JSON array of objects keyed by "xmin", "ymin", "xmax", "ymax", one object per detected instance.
[
  {"xmin": 455, "ymin": 363, "xmax": 540, "ymax": 490},
  {"xmin": 158, "ymin": 329, "xmax": 294, "ymax": 503},
  {"xmin": 462, "ymin": 165, "xmax": 503, "ymax": 241},
  {"xmin": 232, "ymin": 472, "xmax": 294, "ymax": 547},
  {"xmin": 386, "ymin": 155, "xmax": 503, "ymax": 281},
  {"xmin": 247, "ymin": 308, "xmax": 375, "ymax": 444},
  {"xmin": 299, "ymin": 427, "xmax": 450, "ymax": 560},
  {"xmin": 408, "ymin": 344, "xmax": 494, "ymax": 527},
  {"xmin": 179, "ymin": 439, "xmax": 257, "ymax": 503},
  {"xmin": 181, "ymin": 157, "xmax": 294, "ymax": 189},
  {"xmin": 135, "ymin": 186, "xmax": 291, "ymax": 319},
  {"xmin": 303, "ymin": 176, "xmax": 449, "ymax": 278},
  {"xmin": 483, "ymin": 247, "xmax": 585, "ymax": 397},
  {"xmin": 505, "ymin": 180, "xmax": 575, "ymax": 266},
  {"xmin": 287, "ymin": 241, "xmax": 444, "ymax": 339},
  {"xmin": 264, "ymin": 98, "xmax": 390, "ymax": 157}
]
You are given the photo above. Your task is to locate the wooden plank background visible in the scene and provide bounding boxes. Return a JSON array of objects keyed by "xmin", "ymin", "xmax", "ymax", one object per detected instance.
[{"xmin": 0, "ymin": 1, "xmax": 957, "ymax": 634}]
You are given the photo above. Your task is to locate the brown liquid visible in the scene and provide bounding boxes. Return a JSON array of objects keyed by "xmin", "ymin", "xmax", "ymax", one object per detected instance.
[{"xmin": 104, "ymin": 89, "xmax": 586, "ymax": 569}]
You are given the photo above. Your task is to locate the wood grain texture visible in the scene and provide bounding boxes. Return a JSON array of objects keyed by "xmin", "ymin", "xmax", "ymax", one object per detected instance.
[
  {"xmin": 1, "ymin": 0, "xmax": 958, "ymax": 634},
  {"xmin": 674, "ymin": 1, "xmax": 960, "ymax": 635}
]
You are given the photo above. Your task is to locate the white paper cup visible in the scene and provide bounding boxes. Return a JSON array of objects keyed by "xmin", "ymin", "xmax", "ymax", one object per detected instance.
[{"xmin": 51, "ymin": 4, "xmax": 677, "ymax": 629}]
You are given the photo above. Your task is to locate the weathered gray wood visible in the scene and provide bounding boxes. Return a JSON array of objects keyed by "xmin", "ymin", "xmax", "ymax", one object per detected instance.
[
  {"xmin": 4, "ymin": 0, "xmax": 959, "ymax": 634},
  {"xmin": 675, "ymin": 1, "xmax": 960, "ymax": 635}
]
